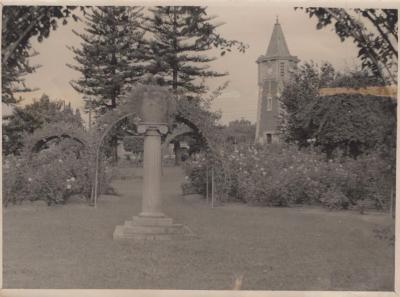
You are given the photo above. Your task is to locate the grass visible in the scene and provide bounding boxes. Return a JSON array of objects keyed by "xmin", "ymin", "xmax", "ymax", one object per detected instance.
[{"xmin": 3, "ymin": 167, "xmax": 394, "ymax": 290}]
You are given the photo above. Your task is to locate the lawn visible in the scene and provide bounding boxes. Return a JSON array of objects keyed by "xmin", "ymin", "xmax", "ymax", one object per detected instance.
[{"xmin": 3, "ymin": 166, "xmax": 394, "ymax": 290}]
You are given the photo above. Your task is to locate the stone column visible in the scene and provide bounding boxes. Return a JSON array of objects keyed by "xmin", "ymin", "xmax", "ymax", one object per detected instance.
[
  {"xmin": 113, "ymin": 84, "xmax": 193, "ymax": 240},
  {"xmin": 140, "ymin": 127, "xmax": 163, "ymax": 217}
]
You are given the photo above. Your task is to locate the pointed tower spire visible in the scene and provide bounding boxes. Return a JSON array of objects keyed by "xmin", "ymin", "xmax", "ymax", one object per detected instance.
[
  {"xmin": 265, "ymin": 19, "xmax": 291, "ymax": 57},
  {"xmin": 255, "ymin": 19, "xmax": 299, "ymax": 145}
]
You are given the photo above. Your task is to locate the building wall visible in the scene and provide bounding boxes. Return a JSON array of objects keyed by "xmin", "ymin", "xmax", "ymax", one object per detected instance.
[{"xmin": 256, "ymin": 57, "xmax": 298, "ymax": 144}]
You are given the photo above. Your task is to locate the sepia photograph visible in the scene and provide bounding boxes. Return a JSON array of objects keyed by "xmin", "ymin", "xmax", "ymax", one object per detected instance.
[{"xmin": 1, "ymin": 1, "xmax": 397, "ymax": 294}]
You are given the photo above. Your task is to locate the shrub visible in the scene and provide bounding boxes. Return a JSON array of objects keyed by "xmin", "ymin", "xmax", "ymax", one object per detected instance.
[
  {"xmin": 182, "ymin": 143, "xmax": 394, "ymax": 210},
  {"xmin": 3, "ymin": 138, "xmax": 111, "ymax": 206},
  {"xmin": 181, "ymin": 153, "xmax": 208, "ymax": 196},
  {"xmin": 320, "ymin": 187, "xmax": 350, "ymax": 209}
]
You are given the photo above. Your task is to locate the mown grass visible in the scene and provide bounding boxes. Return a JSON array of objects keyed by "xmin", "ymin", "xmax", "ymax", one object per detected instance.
[{"xmin": 3, "ymin": 167, "xmax": 394, "ymax": 290}]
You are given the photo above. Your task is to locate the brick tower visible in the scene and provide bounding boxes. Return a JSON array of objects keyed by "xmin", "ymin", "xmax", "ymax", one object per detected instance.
[{"xmin": 255, "ymin": 18, "xmax": 299, "ymax": 144}]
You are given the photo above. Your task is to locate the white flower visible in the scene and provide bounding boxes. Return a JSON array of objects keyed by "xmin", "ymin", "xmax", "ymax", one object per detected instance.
[
  {"xmin": 58, "ymin": 159, "xmax": 63, "ymax": 163},
  {"xmin": 66, "ymin": 184, "xmax": 72, "ymax": 190},
  {"xmin": 70, "ymin": 177, "xmax": 75, "ymax": 182},
  {"xmin": 28, "ymin": 177, "xmax": 32, "ymax": 182}
]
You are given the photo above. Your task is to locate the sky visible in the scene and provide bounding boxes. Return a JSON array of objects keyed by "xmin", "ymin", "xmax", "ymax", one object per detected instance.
[{"xmin": 12, "ymin": 5, "xmax": 363, "ymax": 125}]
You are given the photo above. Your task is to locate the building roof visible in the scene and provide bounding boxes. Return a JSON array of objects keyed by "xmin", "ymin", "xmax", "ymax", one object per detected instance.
[
  {"xmin": 265, "ymin": 18, "xmax": 291, "ymax": 58},
  {"xmin": 319, "ymin": 86, "xmax": 397, "ymax": 100}
]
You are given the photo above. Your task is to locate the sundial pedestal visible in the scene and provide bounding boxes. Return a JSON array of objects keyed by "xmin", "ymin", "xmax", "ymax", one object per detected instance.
[{"xmin": 113, "ymin": 123, "xmax": 192, "ymax": 241}]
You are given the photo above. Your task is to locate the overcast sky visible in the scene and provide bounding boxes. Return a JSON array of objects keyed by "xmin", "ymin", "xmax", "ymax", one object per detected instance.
[{"xmin": 16, "ymin": 5, "xmax": 363, "ymax": 125}]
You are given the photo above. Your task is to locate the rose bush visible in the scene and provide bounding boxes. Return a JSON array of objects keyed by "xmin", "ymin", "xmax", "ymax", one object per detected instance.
[
  {"xmin": 181, "ymin": 153, "xmax": 209, "ymax": 196},
  {"xmin": 182, "ymin": 143, "xmax": 393, "ymax": 210},
  {"xmin": 3, "ymin": 138, "xmax": 112, "ymax": 206}
]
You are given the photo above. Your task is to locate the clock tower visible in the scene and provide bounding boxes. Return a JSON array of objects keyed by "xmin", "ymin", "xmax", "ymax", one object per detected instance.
[{"xmin": 255, "ymin": 18, "xmax": 299, "ymax": 144}]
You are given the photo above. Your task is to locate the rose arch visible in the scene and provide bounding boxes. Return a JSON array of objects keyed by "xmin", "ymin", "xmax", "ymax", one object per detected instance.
[
  {"xmin": 22, "ymin": 121, "xmax": 88, "ymax": 158},
  {"xmin": 89, "ymin": 85, "xmax": 225, "ymax": 204},
  {"xmin": 20, "ymin": 83, "xmax": 225, "ymax": 206}
]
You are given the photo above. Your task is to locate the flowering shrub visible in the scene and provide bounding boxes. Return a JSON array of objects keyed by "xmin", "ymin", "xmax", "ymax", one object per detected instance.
[
  {"xmin": 3, "ymin": 138, "xmax": 111, "ymax": 206},
  {"xmin": 181, "ymin": 153, "xmax": 209, "ymax": 196},
  {"xmin": 182, "ymin": 143, "xmax": 393, "ymax": 210}
]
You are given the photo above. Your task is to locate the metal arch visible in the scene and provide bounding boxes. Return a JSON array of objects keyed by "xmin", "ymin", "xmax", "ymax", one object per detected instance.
[
  {"xmin": 161, "ymin": 125, "xmax": 193, "ymax": 154},
  {"xmin": 91, "ymin": 108, "xmax": 222, "ymax": 206},
  {"xmin": 91, "ymin": 112, "xmax": 140, "ymax": 207},
  {"xmin": 31, "ymin": 134, "xmax": 86, "ymax": 154},
  {"xmin": 25, "ymin": 131, "xmax": 88, "ymax": 163}
]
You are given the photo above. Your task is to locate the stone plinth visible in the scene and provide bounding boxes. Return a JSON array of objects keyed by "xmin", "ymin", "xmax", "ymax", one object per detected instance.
[{"xmin": 113, "ymin": 215, "xmax": 193, "ymax": 240}]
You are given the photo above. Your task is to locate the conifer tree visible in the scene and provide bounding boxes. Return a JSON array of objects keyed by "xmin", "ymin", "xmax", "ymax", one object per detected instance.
[
  {"xmin": 67, "ymin": 6, "xmax": 145, "ymax": 162},
  {"xmin": 144, "ymin": 6, "xmax": 247, "ymax": 94},
  {"xmin": 68, "ymin": 6, "xmax": 145, "ymax": 115}
]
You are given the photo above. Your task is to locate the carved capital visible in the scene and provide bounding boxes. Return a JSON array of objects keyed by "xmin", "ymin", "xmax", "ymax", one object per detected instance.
[{"xmin": 137, "ymin": 123, "xmax": 169, "ymax": 135}]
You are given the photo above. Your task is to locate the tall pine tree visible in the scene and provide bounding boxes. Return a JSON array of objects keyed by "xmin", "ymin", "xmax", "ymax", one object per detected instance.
[
  {"xmin": 68, "ymin": 6, "xmax": 145, "ymax": 115},
  {"xmin": 144, "ymin": 6, "xmax": 247, "ymax": 94},
  {"xmin": 68, "ymin": 6, "xmax": 145, "ymax": 161}
]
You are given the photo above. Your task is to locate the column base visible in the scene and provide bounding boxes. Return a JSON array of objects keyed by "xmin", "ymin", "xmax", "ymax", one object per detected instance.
[
  {"xmin": 113, "ymin": 215, "xmax": 195, "ymax": 240},
  {"xmin": 138, "ymin": 211, "xmax": 165, "ymax": 218}
]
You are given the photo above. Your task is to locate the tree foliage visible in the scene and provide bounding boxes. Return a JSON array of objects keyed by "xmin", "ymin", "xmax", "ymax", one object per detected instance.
[
  {"xmin": 2, "ymin": 6, "xmax": 82, "ymax": 103},
  {"xmin": 143, "ymin": 6, "xmax": 248, "ymax": 94},
  {"xmin": 280, "ymin": 62, "xmax": 396, "ymax": 157},
  {"xmin": 2, "ymin": 94, "xmax": 83, "ymax": 155},
  {"xmin": 68, "ymin": 6, "xmax": 145, "ymax": 115},
  {"xmin": 123, "ymin": 136, "xmax": 144, "ymax": 153},
  {"xmin": 297, "ymin": 8, "xmax": 398, "ymax": 85},
  {"xmin": 67, "ymin": 6, "xmax": 146, "ymax": 162}
]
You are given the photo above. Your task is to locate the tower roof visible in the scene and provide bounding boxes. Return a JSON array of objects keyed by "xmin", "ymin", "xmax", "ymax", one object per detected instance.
[{"xmin": 265, "ymin": 18, "xmax": 291, "ymax": 57}]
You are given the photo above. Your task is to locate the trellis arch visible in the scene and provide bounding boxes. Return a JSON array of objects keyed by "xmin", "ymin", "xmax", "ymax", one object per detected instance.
[
  {"xmin": 174, "ymin": 98, "xmax": 224, "ymax": 161},
  {"xmin": 161, "ymin": 123, "xmax": 193, "ymax": 155},
  {"xmin": 88, "ymin": 84, "xmax": 176, "ymax": 205},
  {"xmin": 89, "ymin": 85, "xmax": 225, "ymax": 204},
  {"xmin": 90, "ymin": 112, "xmax": 141, "ymax": 206},
  {"xmin": 22, "ymin": 121, "xmax": 88, "ymax": 160}
]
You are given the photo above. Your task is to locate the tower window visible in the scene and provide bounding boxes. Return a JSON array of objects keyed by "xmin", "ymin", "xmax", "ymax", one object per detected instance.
[
  {"xmin": 266, "ymin": 134, "xmax": 272, "ymax": 144},
  {"xmin": 266, "ymin": 96, "xmax": 273, "ymax": 111},
  {"xmin": 280, "ymin": 62, "xmax": 285, "ymax": 77}
]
